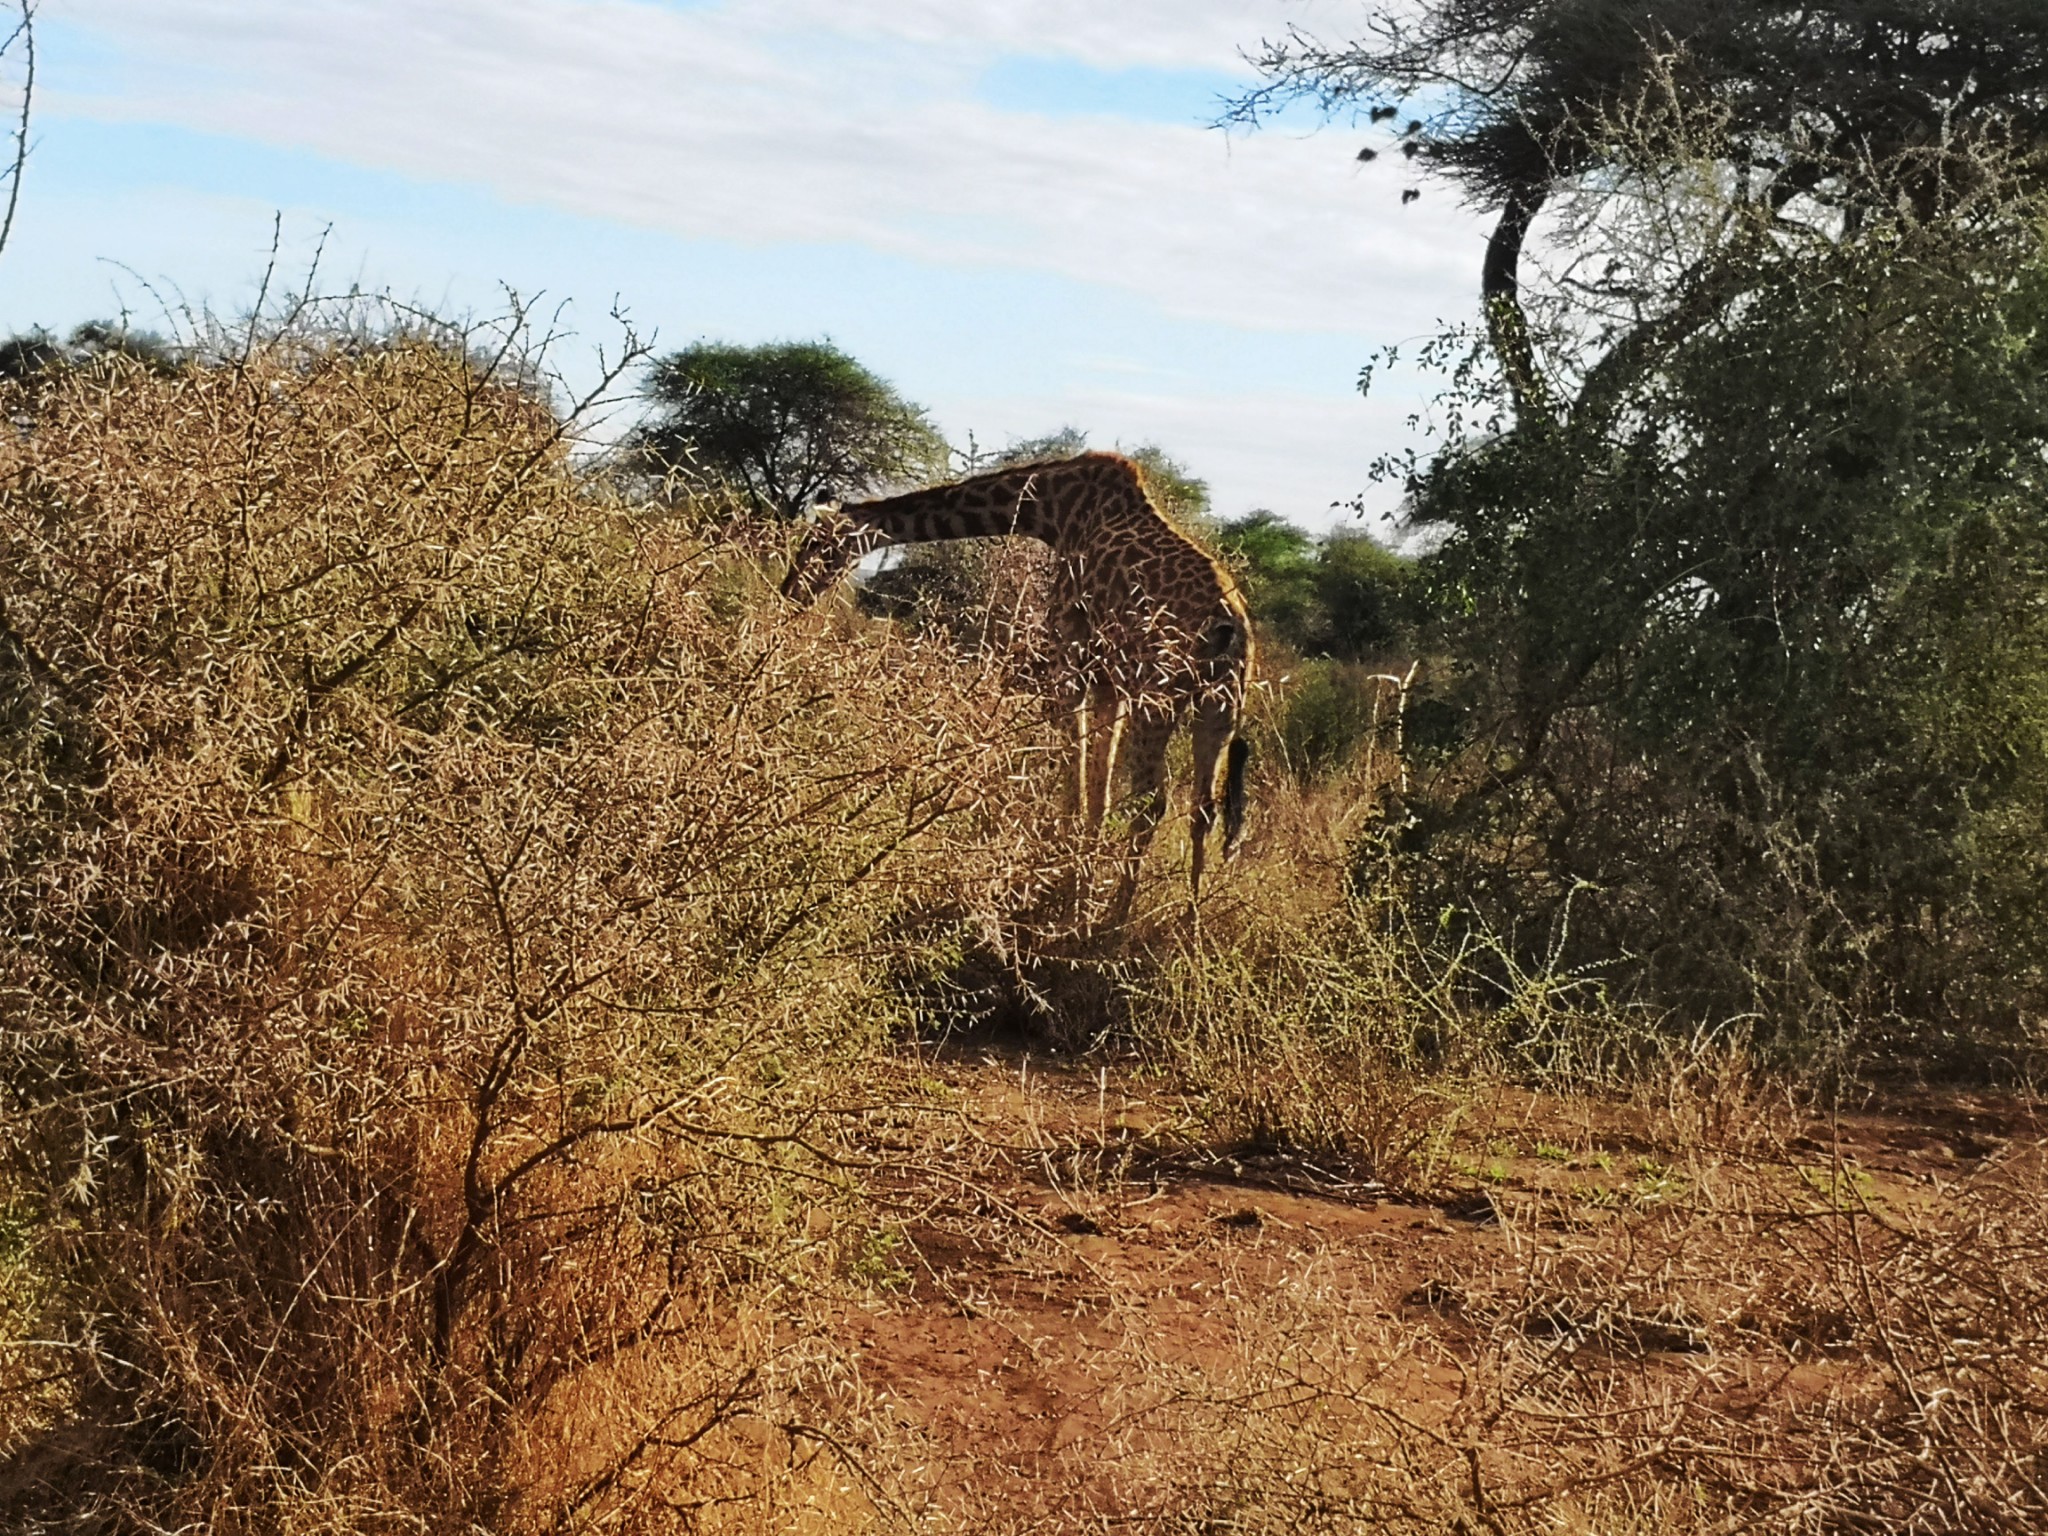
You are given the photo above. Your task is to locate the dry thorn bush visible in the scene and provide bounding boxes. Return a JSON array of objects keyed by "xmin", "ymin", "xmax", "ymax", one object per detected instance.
[{"xmin": 0, "ymin": 305, "xmax": 1057, "ymax": 1532}]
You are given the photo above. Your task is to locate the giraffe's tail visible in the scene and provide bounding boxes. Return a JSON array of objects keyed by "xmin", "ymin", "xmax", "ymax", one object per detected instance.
[{"xmin": 1222, "ymin": 736, "xmax": 1251, "ymax": 856}]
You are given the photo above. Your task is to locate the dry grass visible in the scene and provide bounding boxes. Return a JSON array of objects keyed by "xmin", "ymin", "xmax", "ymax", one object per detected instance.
[{"xmin": 777, "ymin": 1055, "xmax": 2046, "ymax": 1535}]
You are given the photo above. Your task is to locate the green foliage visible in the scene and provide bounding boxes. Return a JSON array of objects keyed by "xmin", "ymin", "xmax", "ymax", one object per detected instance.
[
  {"xmin": 1241, "ymin": 1, "xmax": 2048, "ymax": 209},
  {"xmin": 1209, "ymin": 515, "xmax": 1423, "ymax": 784},
  {"xmin": 1204, "ymin": 514, "xmax": 1417, "ymax": 786},
  {"xmin": 1215, "ymin": 512, "xmax": 1418, "ymax": 664},
  {"xmin": 633, "ymin": 338, "xmax": 948, "ymax": 518},
  {"xmin": 1318, "ymin": 531, "xmax": 1416, "ymax": 659},
  {"xmin": 0, "ymin": 319, "xmax": 179, "ymax": 381},
  {"xmin": 1400, "ymin": 171, "xmax": 2048, "ymax": 1045},
  {"xmin": 1272, "ymin": 658, "xmax": 1389, "ymax": 783},
  {"xmin": 1217, "ymin": 511, "xmax": 1319, "ymax": 639},
  {"xmin": 1124, "ymin": 442, "xmax": 1211, "ymax": 528},
  {"xmin": 1251, "ymin": 0, "xmax": 2048, "ymax": 1052}
]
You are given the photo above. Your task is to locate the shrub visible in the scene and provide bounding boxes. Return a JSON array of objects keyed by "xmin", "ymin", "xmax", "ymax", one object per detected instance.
[
  {"xmin": 1393, "ymin": 158, "xmax": 2048, "ymax": 1057},
  {"xmin": 1277, "ymin": 658, "xmax": 1414, "ymax": 784},
  {"xmin": 0, "ymin": 306, "xmax": 1049, "ymax": 1531}
]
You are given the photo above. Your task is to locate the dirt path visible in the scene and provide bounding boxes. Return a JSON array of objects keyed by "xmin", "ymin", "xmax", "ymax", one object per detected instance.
[{"xmin": 824, "ymin": 1051, "xmax": 2046, "ymax": 1531}]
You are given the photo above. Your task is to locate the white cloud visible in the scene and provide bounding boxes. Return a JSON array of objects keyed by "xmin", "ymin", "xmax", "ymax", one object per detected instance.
[
  {"xmin": 22, "ymin": 0, "xmax": 1491, "ymax": 528},
  {"xmin": 53, "ymin": 0, "xmax": 1487, "ymax": 339},
  {"xmin": 788, "ymin": 0, "xmax": 1308, "ymax": 70}
]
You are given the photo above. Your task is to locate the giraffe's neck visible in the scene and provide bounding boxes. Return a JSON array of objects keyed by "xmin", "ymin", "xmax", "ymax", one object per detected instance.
[{"xmin": 837, "ymin": 460, "xmax": 1093, "ymax": 550}]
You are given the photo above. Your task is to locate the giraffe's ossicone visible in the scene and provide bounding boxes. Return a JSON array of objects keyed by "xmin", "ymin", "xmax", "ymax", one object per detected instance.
[{"xmin": 782, "ymin": 452, "xmax": 1255, "ymax": 918}]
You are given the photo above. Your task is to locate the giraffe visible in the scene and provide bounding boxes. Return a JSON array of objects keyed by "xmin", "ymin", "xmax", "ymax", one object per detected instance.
[{"xmin": 781, "ymin": 452, "xmax": 1255, "ymax": 918}]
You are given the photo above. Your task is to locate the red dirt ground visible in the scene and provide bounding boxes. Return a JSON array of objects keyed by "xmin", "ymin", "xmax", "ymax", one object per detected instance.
[{"xmin": 825, "ymin": 1050, "xmax": 2045, "ymax": 1528}]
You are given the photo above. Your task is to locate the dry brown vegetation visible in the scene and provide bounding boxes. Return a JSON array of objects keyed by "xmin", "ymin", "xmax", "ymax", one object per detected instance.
[{"xmin": 2, "ymin": 310, "xmax": 2044, "ymax": 1533}]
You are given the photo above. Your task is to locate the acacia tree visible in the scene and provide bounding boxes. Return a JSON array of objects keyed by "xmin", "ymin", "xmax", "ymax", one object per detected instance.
[
  {"xmin": 632, "ymin": 339, "xmax": 948, "ymax": 518},
  {"xmin": 0, "ymin": 321, "xmax": 180, "ymax": 382},
  {"xmin": 1240, "ymin": 2, "xmax": 2048, "ymax": 1044},
  {"xmin": 1240, "ymin": 1, "xmax": 2048, "ymax": 427}
]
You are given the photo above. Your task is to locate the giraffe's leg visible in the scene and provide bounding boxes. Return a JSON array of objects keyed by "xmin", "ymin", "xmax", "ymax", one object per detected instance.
[
  {"xmin": 1074, "ymin": 686, "xmax": 1128, "ymax": 924},
  {"xmin": 1082, "ymin": 684, "xmax": 1125, "ymax": 835},
  {"xmin": 1104, "ymin": 709, "xmax": 1174, "ymax": 926},
  {"xmin": 1056, "ymin": 599, "xmax": 1096, "ymax": 826},
  {"xmin": 1066, "ymin": 687, "xmax": 1090, "ymax": 824},
  {"xmin": 1187, "ymin": 696, "xmax": 1236, "ymax": 907}
]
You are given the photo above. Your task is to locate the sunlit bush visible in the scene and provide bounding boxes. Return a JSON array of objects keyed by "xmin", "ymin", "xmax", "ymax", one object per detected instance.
[{"xmin": 0, "ymin": 305, "xmax": 1052, "ymax": 1530}]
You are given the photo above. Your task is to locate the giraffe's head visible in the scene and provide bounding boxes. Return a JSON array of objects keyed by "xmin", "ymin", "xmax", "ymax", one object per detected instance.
[{"xmin": 780, "ymin": 503, "xmax": 870, "ymax": 606}]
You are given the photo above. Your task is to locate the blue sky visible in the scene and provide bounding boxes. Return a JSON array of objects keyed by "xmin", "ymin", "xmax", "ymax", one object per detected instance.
[{"xmin": 3, "ymin": 0, "xmax": 1490, "ymax": 529}]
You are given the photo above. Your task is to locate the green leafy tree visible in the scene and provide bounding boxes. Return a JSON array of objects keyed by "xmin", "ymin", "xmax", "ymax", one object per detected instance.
[
  {"xmin": 1243, "ymin": 3, "xmax": 2048, "ymax": 1042},
  {"xmin": 1215, "ymin": 511, "xmax": 1320, "ymax": 649},
  {"xmin": 1215, "ymin": 512, "xmax": 1416, "ymax": 663},
  {"xmin": 1213, "ymin": 513, "xmax": 1422, "ymax": 784},
  {"xmin": 633, "ymin": 340, "xmax": 948, "ymax": 518},
  {"xmin": 0, "ymin": 320, "xmax": 178, "ymax": 381},
  {"xmin": 1399, "ymin": 159, "xmax": 2048, "ymax": 1041},
  {"xmin": 1124, "ymin": 443, "xmax": 1211, "ymax": 529},
  {"xmin": 1316, "ymin": 529, "xmax": 1415, "ymax": 661}
]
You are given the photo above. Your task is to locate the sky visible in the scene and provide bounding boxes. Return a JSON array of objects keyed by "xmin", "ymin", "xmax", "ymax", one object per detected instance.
[{"xmin": 0, "ymin": 0, "xmax": 1492, "ymax": 531}]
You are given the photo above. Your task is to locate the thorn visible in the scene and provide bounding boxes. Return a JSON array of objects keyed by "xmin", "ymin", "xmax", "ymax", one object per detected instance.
[
  {"xmin": 1357, "ymin": 146, "xmax": 1378, "ymax": 162},
  {"xmin": 1402, "ymin": 188, "xmax": 1421, "ymax": 204}
]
